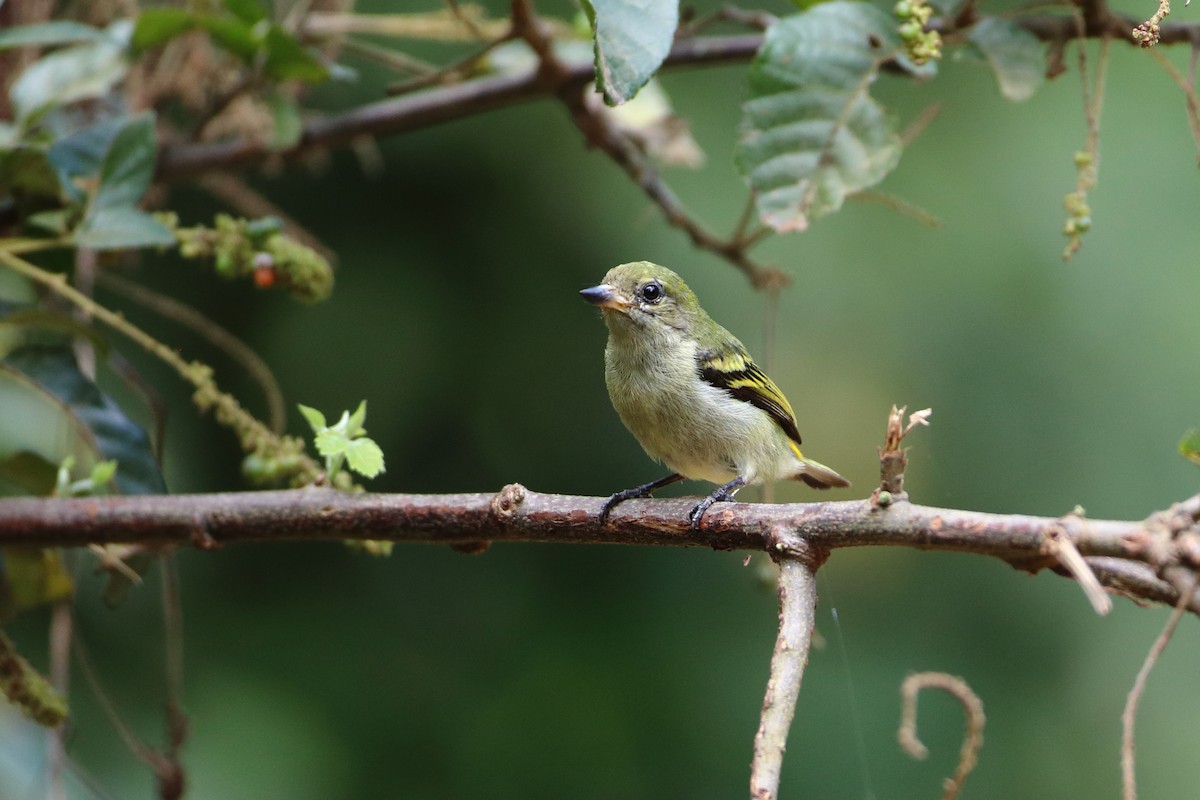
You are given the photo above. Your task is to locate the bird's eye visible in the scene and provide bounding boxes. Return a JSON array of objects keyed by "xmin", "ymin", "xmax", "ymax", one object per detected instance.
[{"xmin": 640, "ymin": 281, "xmax": 663, "ymax": 304}]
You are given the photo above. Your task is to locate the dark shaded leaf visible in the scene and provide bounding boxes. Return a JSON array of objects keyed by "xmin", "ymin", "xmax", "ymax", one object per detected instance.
[
  {"xmin": 5, "ymin": 345, "xmax": 166, "ymax": 495},
  {"xmin": 92, "ymin": 111, "xmax": 157, "ymax": 211}
]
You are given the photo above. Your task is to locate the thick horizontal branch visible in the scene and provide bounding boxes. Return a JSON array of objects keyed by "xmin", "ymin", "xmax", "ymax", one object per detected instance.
[
  {"xmin": 2, "ymin": 486, "xmax": 1198, "ymax": 606},
  {"xmin": 157, "ymin": 13, "xmax": 1200, "ymax": 181}
]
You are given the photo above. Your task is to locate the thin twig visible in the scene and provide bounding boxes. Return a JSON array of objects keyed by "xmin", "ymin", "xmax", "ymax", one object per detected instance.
[
  {"xmin": 749, "ymin": 540, "xmax": 825, "ymax": 799},
  {"xmin": 159, "ymin": 553, "xmax": 187, "ymax": 800},
  {"xmin": 1044, "ymin": 519, "xmax": 1113, "ymax": 614},
  {"xmin": 1145, "ymin": 46, "xmax": 1200, "ymax": 158},
  {"xmin": 898, "ymin": 672, "xmax": 986, "ymax": 800},
  {"xmin": 1121, "ymin": 576, "xmax": 1198, "ymax": 800},
  {"xmin": 46, "ymin": 601, "xmax": 73, "ymax": 800}
]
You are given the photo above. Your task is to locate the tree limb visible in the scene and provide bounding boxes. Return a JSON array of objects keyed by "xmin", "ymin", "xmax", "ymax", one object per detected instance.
[
  {"xmin": 155, "ymin": 12, "xmax": 1200, "ymax": 184},
  {"xmin": 1, "ymin": 487, "xmax": 1197, "ymax": 608}
]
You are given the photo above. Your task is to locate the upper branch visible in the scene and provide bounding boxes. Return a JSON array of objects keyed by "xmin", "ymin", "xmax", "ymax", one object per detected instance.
[{"xmin": 156, "ymin": 12, "xmax": 1200, "ymax": 183}]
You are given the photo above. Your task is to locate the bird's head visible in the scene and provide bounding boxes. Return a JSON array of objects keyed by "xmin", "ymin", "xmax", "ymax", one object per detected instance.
[{"xmin": 580, "ymin": 261, "xmax": 702, "ymax": 334}]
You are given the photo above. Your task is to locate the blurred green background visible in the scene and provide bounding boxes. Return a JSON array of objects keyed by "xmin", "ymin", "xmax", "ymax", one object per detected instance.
[{"xmin": 5, "ymin": 0, "xmax": 1200, "ymax": 797}]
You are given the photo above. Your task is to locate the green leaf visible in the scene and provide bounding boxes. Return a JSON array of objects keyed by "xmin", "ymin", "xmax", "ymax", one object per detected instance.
[
  {"xmin": 966, "ymin": 18, "xmax": 1045, "ymax": 102},
  {"xmin": 265, "ymin": 89, "xmax": 303, "ymax": 150},
  {"xmin": 75, "ymin": 207, "xmax": 174, "ymax": 250},
  {"xmin": 263, "ymin": 25, "xmax": 328, "ymax": 82},
  {"xmin": 0, "ymin": 547, "xmax": 73, "ymax": 622},
  {"xmin": 589, "ymin": 0, "xmax": 679, "ymax": 105},
  {"xmin": 4, "ymin": 345, "xmax": 166, "ymax": 495},
  {"xmin": 736, "ymin": 2, "xmax": 905, "ymax": 232},
  {"xmin": 223, "ymin": 0, "xmax": 269, "ymax": 25},
  {"xmin": 92, "ymin": 112, "xmax": 157, "ymax": 211},
  {"xmin": 131, "ymin": 8, "xmax": 196, "ymax": 52},
  {"xmin": 313, "ymin": 428, "xmax": 346, "ymax": 458},
  {"xmin": 48, "ymin": 116, "xmax": 124, "ymax": 182},
  {"xmin": 9, "ymin": 30, "xmax": 128, "ymax": 123},
  {"xmin": 297, "ymin": 403, "xmax": 326, "ymax": 432},
  {"xmin": 0, "ymin": 145, "xmax": 62, "ymax": 202},
  {"xmin": 0, "ymin": 21, "xmax": 104, "ymax": 51},
  {"xmin": 344, "ymin": 437, "xmax": 384, "ymax": 478},
  {"xmin": 1180, "ymin": 429, "xmax": 1200, "ymax": 466},
  {"xmin": 198, "ymin": 15, "xmax": 261, "ymax": 61},
  {"xmin": 347, "ymin": 399, "xmax": 367, "ymax": 436}
]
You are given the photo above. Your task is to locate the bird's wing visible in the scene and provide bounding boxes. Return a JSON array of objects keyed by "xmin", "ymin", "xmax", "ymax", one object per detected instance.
[{"xmin": 697, "ymin": 346, "xmax": 803, "ymax": 446}]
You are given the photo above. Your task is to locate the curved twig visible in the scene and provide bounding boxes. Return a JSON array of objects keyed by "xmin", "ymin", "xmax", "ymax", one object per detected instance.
[{"xmin": 898, "ymin": 672, "xmax": 986, "ymax": 800}]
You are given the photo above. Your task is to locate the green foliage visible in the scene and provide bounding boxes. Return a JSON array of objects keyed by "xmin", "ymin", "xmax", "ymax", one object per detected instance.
[
  {"xmin": 965, "ymin": 19, "xmax": 1045, "ymax": 102},
  {"xmin": 299, "ymin": 401, "xmax": 385, "ymax": 481},
  {"xmin": 1180, "ymin": 429, "xmax": 1200, "ymax": 466},
  {"xmin": 170, "ymin": 213, "xmax": 335, "ymax": 301},
  {"xmin": 7, "ymin": 22, "xmax": 130, "ymax": 126},
  {"xmin": 586, "ymin": 0, "xmax": 679, "ymax": 105},
  {"xmin": 131, "ymin": 0, "xmax": 330, "ymax": 83},
  {"xmin": 0, "ymin": 629, "xmax": 68, "ymax": 727},
  {"xmin": 736, "ymin": 2, "xmax": 919, "ymax": 232}
]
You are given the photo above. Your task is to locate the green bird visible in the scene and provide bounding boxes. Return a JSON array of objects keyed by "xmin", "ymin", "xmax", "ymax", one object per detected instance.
[{"xmin": 581, "ymin": 261, "xmax": 850, "ymax": 528}]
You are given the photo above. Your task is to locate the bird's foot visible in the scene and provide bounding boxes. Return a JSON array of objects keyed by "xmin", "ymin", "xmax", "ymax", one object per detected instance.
[{"xmin": 598, "ymin": 473, "xmax": 684, "ymax": 524}]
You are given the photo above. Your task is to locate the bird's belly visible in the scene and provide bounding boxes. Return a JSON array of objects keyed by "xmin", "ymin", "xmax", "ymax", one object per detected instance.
[{"xmin": 607, "ymin": 365, "xmax": 791, "ymax": 485}]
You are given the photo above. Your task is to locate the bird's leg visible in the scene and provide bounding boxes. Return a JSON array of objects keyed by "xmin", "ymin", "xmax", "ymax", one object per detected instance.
[
  {"xmin": 599, "ymin": 473, "xmax": 685, "ymax": 524},
  {"xmin": 688, "ymin": 476, "xmax": 747, "ymax": 529}
]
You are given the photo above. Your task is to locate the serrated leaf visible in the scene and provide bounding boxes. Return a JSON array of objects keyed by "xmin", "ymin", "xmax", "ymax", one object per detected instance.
[
  {"xmin": 1180, "ymin": 429, "xmax": 1200, "ymax": 466},
  {"xmin": 263, "ymin": 25, "xmax": 328, "ymax": 82},
  {"xmin": 75, "ymin": 207, "xmax": 174, "ymax": 250},
  {"xmin": 0, "ymin": 21, "xmax": 104, "ymax": 51},
  {"xmin": 9, "ymin": 34, "xmax": 127, "ymax": 123},
  {"xmin": 736, "ymin": 2, "xmax": 904, "ymax": 232},
  {"xmin": 5, "ymin": 345, "xmax": 166, "ymax": 495},
  {"xmin": 966, "ymin": 18, "xmax": 1044, "ymax": 102},
  {"xmin": 297, "ymin": 403, "xmax": 326, "ymax": 432},
  {"xmin": 313, "ymin": 428, "xmax": 346, "ymax": 457},
  {"xmin": 344, "ymin": 437, "xmax": 384, "ymax": 478},
  {"xmin": 92, "ymin": 112, "xmax": 157, "ymax": 211},
  {"xmin": 589, "ymin": 0, "xmax": 679, "ymax": 105},
  {"xmin": 131, "ymin": 8, "xmax": 196, "ymax": 52}
]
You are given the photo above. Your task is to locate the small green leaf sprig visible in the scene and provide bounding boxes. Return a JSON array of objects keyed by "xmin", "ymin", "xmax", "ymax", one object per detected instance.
[
  {"xmin": 163, "ymin": 213, "xmax": 334, "ymax": 302},
  {"xmin": 895, "ymin": 0, "xmax": 942, "ymax": 65},
  {"xmin": 298, "ymin": 401, "xmax": 385, "ymax": 489},
  {"xmin": 53, "ymin": 455, "xmax": 117, "ymax": 497}
]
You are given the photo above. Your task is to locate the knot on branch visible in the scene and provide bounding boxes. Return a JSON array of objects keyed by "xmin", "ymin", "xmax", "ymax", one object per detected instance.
[
  {"xmin": 490, "ymin": 483, "xmax": 527, "ymax": 519},
  {"xmin": 765, "ymin": 525, "xmax": 828, "ymax": 568},
  {"xmin": 898, "ymin": 672, "xmax": 985, "ymax": 800}
]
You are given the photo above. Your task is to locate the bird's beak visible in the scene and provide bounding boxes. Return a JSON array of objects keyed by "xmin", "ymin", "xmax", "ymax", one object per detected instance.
[{"xmin": 580, "ymin": 283, "xmax": 631, "ymax": 311}]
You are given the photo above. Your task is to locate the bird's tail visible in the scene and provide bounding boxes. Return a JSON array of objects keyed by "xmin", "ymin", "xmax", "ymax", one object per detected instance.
[{"xmin": 793, "ymin": 457, "xmax": 851, "ymax": 490}]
